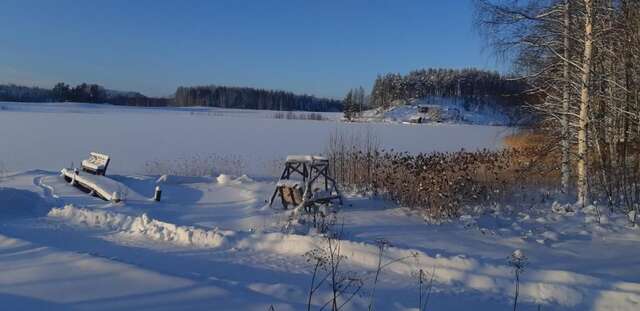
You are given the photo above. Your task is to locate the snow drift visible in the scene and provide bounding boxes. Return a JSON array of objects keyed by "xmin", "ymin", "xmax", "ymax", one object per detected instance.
[{"xmin": 48, "ymin": 205, "xmax": 233, "ymax": 248}]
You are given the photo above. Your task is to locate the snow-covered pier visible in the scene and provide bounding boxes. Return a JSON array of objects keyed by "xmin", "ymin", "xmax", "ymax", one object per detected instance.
[{"xmin": 61, "ymin": 168, "xmax": 123, "ymax": 202}]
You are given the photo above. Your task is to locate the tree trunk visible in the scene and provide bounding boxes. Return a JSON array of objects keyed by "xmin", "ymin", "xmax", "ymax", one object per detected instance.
[
  {"xmin": 577, "ymin": 0, "xmax": 594, "ymax": 206},
  {"xmin": 561, "ymin": 0, "xmax": 572, "ymax": 193}
]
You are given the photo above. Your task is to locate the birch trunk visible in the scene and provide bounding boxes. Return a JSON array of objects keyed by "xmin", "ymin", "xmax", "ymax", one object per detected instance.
[
  {"xmin": 561, "ymin": 0, "xmax": 572, "ymax": 193},
  {"xmin": 577, "ymin": 0, "xmax": 594, "ymax": 206}
]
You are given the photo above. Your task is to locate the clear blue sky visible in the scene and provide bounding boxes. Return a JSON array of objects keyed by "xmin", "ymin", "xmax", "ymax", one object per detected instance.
[{"xmin": 0, "ymin": 0, "xmax": 498, "ymax": 98}]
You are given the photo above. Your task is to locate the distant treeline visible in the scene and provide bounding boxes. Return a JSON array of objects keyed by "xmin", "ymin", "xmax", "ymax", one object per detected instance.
[
  {"xmin": 174, "ymin": 85, "xmax": 342, "ymax": 112},
  {"xmin": 0, "ymin": 84, "xmax": 53, "ymax": 103},
  {"xmin": 0, "ymin": 83, "xmax": 171, "ymax": 107},
  {"xmin": 370, "ymin": 68, "xmax": 527, "ymax": 109},
  {"xmin": 0, "ymin": 83, "xmax": 341, "ymax": 111}
]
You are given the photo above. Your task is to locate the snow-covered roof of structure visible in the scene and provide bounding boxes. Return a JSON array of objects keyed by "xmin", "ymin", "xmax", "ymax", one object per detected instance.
[{"xmin": 285, "ymin": 155, "xmax": 328, "ymax": 164}]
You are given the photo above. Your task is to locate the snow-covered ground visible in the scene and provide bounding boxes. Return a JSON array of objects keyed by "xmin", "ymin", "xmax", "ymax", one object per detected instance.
[
  {"xmin": 0, "ymin": 102, "xmax": 510, "ymax": 176},
  {"xmin": 359, "ymin": 96, "xmax": 512, "ymax": 126},
  {"xmin": 0, "ymin": 102, "xmax": 638, "ymax": 310},
  {"xmin": 0, "ymin": 170, "xmax": 639, "ymax": 310}
]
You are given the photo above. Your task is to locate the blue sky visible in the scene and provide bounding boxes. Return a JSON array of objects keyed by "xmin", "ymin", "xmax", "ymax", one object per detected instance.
[{"xmin": 0, "ymin": 0, "xmax": 498, "ymax": 98}]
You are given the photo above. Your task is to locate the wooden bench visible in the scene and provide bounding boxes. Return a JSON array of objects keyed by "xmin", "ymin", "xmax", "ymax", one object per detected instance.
[{"xmin": 81, "ymin": 152, "xmax": 110, "ymax": 176}]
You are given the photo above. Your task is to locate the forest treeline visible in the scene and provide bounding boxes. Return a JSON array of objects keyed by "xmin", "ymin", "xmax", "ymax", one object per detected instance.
[
  {"xmin": 0, "ymin": 83, "xmax": 171, "ymax": 106},
  {"xmin": 0, "ymin": 83, "xmax": 342, "ymax": 111},
  {"xmin": 174, "ymin": 85, "xmax": 342, "ymax": 111},
  {"xmin": 1, "ymin": 68, "xmax": 525, "ymax": 113},
  {"xmin": 369, "ymin": 68, "xmax": 528, "ymax": 109},
  {"xmin": 0, "ymin": 84, "xmax": 54, "ymax": 103}
]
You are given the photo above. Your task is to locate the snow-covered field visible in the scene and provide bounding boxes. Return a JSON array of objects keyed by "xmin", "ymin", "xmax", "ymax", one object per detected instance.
[
  {"xmin": 0, "ymin": 102, "xmax": 638, "ymax": 310},
  {"xmin": 0, "ymin": 102, "xmax": 510, "ymax": 175}
]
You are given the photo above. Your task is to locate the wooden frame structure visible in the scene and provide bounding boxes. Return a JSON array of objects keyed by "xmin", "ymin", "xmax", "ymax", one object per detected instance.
[{"xmin": 269, "ymin": 155, "xmax": 342, "ymax": 209}]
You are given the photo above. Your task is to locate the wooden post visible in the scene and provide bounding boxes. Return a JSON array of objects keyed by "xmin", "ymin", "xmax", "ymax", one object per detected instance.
[
  {"xmin": 71, "ymin": 168, "xmax": 79, "ymax": 185},
  {"xmin": 154, "ymin": 186, "xmax": 162, "ymax": 202},
  {"xmin": 112, "ymin": 191, "xmax": 121, "ymax": 203}
]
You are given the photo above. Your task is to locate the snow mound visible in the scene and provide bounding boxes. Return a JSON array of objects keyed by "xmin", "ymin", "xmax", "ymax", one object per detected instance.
[
  {"xmin": 48, "ymin": 205, "xmax": 233, "ymax": 248},
  {"xmin": 551, "ymin": 202, "xmax": 575, "ymax": 215},
  {"xmin": 216, "ymin": 174, "xmax": 232, "ymax": 185},
  {"xmin": 233, "ymin": 174, "xmax": 254, "ymax": 184},
  {"xmin": 0, "ymin": 187, "xmax": 50, "ymax": 218}
]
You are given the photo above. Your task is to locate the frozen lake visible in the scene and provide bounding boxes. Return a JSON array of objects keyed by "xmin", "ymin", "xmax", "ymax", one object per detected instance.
[{"xmin": 0, "ymin": 102, "xmax": 513, "ymax": 175}]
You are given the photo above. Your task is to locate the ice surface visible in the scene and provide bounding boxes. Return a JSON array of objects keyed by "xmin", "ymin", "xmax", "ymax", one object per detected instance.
[{"xmin": 0, "ymin": 102, "xmax": 511, "ymax": 175}]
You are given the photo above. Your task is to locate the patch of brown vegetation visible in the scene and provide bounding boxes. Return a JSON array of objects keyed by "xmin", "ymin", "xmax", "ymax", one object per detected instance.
[{"xmin": 327, "ymin": 130, "xmax": 560, "ymax": 220}]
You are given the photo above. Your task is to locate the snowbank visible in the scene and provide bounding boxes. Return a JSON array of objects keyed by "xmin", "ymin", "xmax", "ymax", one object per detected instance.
[
  {"xmin": 46, "ymin": 201, "xmax": 640, "ymax": 309},
  {"xmin": 238, "ymin": 232, "xmax": 640, "ymax": 309},
  {"xmin": 48, "ymin": 205, "xmax": 233, "ymax": 248},
  {"xmin": 216, "ymin": 174, "xmax": 233, "ymax": 185}
]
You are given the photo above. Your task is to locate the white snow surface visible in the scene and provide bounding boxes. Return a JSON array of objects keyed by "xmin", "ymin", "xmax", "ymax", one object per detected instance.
[
  {"xmin": 0, "ymin": 102, "xmax": 638, "ymax": 310},
  {"xmin": 0, "ymin": 168, "xmax": 638, "ymax": 310},
  {"xmin": 0, "ymin": 101, "xmax": 511, "ymax": 175}
]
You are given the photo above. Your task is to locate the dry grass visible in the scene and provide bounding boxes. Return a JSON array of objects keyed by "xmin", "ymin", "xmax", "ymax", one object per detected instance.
[
  {"xmin": 326, "ymin": 129, "xmax": 559, "ymax": 220},
  {"xmin": 143, "ymin": 154, "xmax": 245, "ymax": 177},
  {"xmin": 503, "ymin": 130, "xmax": 551, "ymax": 149},
  {"xmin": 273, "ymin": 111, "xmax": 326, "ymax": 121}
]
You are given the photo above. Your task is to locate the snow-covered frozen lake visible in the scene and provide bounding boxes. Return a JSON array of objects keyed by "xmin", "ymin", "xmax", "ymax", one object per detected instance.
[{"xmin": 0, "ymin": 102, "xmax": 512, "ymax": 175}]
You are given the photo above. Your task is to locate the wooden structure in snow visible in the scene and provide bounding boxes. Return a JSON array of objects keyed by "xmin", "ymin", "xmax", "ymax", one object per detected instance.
[
  {"xmin": 269, "ymin": 155, "xmax": 342, "ymax": 209},
  {"xmin": 61, "ymin": 168, "xmax": 123, "ymax": 202},
  {"xmin": 81, "ymin": 152, "xmax": 110, "ymax": 176}
]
